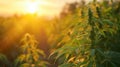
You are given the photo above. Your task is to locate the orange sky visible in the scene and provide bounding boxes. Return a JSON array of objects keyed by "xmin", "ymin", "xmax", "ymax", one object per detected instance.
[{"xmin": 0, "ymin": 0, "xmax": 81, "ymax": 16}]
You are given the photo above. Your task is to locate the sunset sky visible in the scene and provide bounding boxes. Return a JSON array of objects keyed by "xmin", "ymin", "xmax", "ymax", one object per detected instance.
[{"xmin": 0, "ymin": 0, "xmax": 82, "ymax": 16}]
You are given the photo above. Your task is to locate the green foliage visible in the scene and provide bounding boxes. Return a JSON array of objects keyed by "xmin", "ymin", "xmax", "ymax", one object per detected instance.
[
  {"xmin": 0, "ymin": 53, "xmax": 10, "ymax": 67},
  {"xmin": 14, "ymin": 33, "xmax": 48, "ymax": 67},
  {"xmin": 50, "ymin": 0, "xmax": 120, "ymax": 67}
]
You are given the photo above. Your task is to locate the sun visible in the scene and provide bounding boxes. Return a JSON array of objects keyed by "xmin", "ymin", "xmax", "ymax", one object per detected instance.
[{"xmin": 26, "ymin": 1, "xmax": 39, "ymax": 14}]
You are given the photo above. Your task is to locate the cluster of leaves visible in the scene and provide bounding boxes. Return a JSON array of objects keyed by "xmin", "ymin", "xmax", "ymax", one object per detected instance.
[
  {"xmin": 50, "ymin": 0, "xmax": 120, "ymax": 67},
  {"xmin": 0, "ymin": 33, "xmax": 48, "ymax": 67},
  {"xmin": 14, "ymin": 33, "xmax": 48, "ymax": 67}
]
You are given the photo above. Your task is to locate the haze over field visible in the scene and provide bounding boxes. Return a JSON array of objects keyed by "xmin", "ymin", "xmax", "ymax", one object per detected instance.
[{"xmin": 0, "ymin": 0, "xmax": 82, "ymax": 16}]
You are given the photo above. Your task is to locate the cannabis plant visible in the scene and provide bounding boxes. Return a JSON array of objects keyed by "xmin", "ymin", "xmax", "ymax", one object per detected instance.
[
  {"xmin": 50, "ymin": 0, "xmax": 120, "ymax": 67},
  {"xmin": 14, "ymin": 33, "xmax": 48, "ymax": 67}
]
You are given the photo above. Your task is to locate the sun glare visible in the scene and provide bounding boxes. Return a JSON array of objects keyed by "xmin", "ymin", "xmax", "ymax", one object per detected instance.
[{"xmin": 26, "ymin": 1, "xmax": 39, "ymax": 14}]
